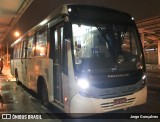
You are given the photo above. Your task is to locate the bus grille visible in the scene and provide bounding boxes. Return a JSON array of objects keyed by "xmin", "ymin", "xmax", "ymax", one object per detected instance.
[
  {"xmin": 90, "ymin": 81, "xmax": 142, "ymax": 99},
  {"xmin": 100, "ymin": 98, "xmax": 135, "ymax": 111}
]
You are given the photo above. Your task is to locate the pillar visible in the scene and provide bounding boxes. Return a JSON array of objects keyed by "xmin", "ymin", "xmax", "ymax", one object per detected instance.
[
  {"xmin": 141, "ymin": 33, "xmax": 144, "ymax": 48},
  {"xmin": 158, "ymin": 41, "xmax": 160, "ymax": 65},
  {"xmin": 7, "ymin": 43, "xmax": 9, "ymax": 66}
]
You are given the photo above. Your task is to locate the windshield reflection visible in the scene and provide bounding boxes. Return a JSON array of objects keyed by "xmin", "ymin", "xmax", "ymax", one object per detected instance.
[{"xmin": 72, "ymin": 23, "xmax": 142, "ymax": 73}]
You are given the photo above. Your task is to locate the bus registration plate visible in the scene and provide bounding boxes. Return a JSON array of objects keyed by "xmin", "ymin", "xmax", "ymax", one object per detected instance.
[{"xmin": 114, "ymin": 98, "xmax": 126, "ymax": 105}]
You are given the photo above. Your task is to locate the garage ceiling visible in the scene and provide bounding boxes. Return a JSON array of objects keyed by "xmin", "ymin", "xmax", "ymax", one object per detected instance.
[
  {"xmin": 0, "ymin": 0, "xmax": 33, "ymax": 43},
  {"xmin": 137, "ymin": 16, "xmax": 160, "ymax": 49},
  {"xmin": 0, "ymin": 0, "xmax": 159, "ymax": 50}
]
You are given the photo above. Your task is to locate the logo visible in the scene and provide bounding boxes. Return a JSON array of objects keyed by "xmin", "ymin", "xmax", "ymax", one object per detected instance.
[
  {"xmin": 108, "ymin": 74, "xmax": 129, "ymax": 78},
  {"xmin": 117, "ymin": 55, "xmax": 124, "ymax": 63},
  {"xmin": 1, "ymin": 114, "xmax": 43, "ymax": 119},
  {"xmin": 2, "ymin": 114, "xmax": 11, "ymax": 119}
]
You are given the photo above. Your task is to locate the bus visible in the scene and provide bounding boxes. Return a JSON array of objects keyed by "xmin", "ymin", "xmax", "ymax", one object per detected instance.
[{"xmin": 10, "ymin": 4, "xmax": 147, "ymax": 116}]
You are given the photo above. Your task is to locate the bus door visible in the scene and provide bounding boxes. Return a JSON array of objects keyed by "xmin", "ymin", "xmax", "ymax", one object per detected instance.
[{"xmin": 52, "ymin": 23, "xmax": 64, "ymax": 105}]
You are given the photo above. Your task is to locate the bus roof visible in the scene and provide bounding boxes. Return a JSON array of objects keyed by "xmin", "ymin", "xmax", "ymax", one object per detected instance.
[{"xmin": 11, "ymin": 4, "xmax": 132, "ymax": 47}]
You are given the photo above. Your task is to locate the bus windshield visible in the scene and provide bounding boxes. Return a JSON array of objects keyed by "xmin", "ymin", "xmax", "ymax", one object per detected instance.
[{"xmin": 72, "ymin": 23, "xmax": 143, "ymax": 73}]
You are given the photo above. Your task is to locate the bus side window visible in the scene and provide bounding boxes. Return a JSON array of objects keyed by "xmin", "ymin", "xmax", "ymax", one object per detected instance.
[
  {"xmin": 60, "ymin": 27, "xmax": 64, "ymax": 67},
  {"xmin": 13, "ymin": 46, "xmax": 17, "ymax": 59},
  {"xmin": 63, "ymin": 39, "xmax": 68, "ymax": 74},
  {"xmin": 54, "ymin": 27, "xmax": 63, "ymax": 64},
  {"xmin": 22, "ymin": 39, "xmax": 27, "ymax": 58},
  {"xmin": 14, "ymin": 42, "xmax": 22, "ymax": 59},
  {"xmin": 35, "ymin": 28, "xmax": 48, "ymax": 57},
  {"xmin": 27, "ymin": 35, "xmax": 35, "ymax": 58},
  {"xmin": 62, "ymin": 22, "xmax": 72, "ymax": 75}
]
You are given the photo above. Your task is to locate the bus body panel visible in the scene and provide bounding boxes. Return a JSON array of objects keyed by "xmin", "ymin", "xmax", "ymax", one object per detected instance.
[
  {"xmin": 62, "ymin": 73, "xmax": 70, "ymax": 113},
  {"xmin": 12, "ymin": 59, "xmax": 23, "ymax": 82},
  {"xmin": 25, "ymin": 58, "xmax": 54, "ymax": 101},
  {"xmin": 11, "ymin": 57, "xmax": 54, "ymax": 101}
]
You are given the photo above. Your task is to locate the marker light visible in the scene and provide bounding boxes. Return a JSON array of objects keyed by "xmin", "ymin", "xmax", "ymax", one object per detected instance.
[
  {"xmin": 64, "ymin": 97, "xmax": 68, "ymax": 102},
  {"xmin": 77, "ymin": 79, "xmax": 89, "ymax": 89}
]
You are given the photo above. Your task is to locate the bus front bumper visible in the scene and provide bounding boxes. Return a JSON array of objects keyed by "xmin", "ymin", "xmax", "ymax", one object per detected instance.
[{"xmin": 70, "ymin": 86, "xmax": 147, "ymax": 116}]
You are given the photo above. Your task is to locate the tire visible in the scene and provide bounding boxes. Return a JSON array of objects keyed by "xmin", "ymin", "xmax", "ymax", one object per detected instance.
[
  {"xmin": 41, "ymin": 84, "xmax": 49, "ymax": 106},
  {"xmin": 37, "ymin": 79, "xmax": 49, "ymax": 107}
]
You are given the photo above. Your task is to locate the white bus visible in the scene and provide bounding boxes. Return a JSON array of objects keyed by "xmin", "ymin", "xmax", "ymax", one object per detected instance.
[{"xmin": 10, "ymin": 4, "xmax": 147, "ymax": 116}]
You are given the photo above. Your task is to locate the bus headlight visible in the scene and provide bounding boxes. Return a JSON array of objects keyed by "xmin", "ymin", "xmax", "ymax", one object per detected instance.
[
  {"xmin": 77, "ymin": 79, "xmax": 89, "ymax": 89},
  {"xmin": 76, "ymin": 77, "xmax": 93, "ymax": 97},
  {"xmin": 140, "ymin": 74, "xmax": 147, "ymax": 90}
]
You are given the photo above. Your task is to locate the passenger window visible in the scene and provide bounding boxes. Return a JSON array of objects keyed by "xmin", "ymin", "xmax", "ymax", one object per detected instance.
[
  {"xmin": 27, "ymin": 36, "xmax": 35, "ymax": 58},
  {"xmin": 54, "ymin": 27, "xmax": 64, "ymax": 63},
  {"xmin": 35, "ymin": 29, "xmax": 48, "ymax": 57},
  {"xmin": 22, "ymin": 40, "xmax": 27, "ymax": 58},
  {"xmin": 14, "ymin": 42, "xmax": 22, "ymax": 59}
]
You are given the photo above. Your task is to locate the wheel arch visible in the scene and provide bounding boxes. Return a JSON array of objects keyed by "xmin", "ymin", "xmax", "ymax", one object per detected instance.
[
  {"xmin": 15, "ymin": 68, "xmax": 18, "ymax": 78},
  {"xmin": 37, "ymin": 75, "xmax": 48, "ymax": 94},
  {"xmin": 37, "ymin": 75, "xmax": 49, "ymax": 106}
]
